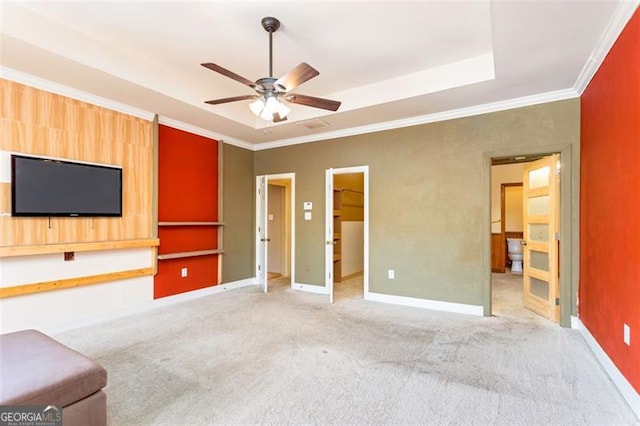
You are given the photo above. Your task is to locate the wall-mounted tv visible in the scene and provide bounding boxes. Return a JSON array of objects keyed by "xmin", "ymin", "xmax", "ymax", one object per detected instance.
[{"xmin": 11, "ymin": 154, "xmax": 122, "ymax": 217}]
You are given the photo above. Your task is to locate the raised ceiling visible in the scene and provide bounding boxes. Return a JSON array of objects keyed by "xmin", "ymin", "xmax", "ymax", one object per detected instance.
[{"xmin": 0, "ymin": 1, "xmax": 636, "ymax": 148}]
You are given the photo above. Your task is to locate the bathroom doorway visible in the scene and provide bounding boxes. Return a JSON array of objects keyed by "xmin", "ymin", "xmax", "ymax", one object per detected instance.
[{"xmin": 490, "ymin": 154, "xmax": 561, "ymax": 323}]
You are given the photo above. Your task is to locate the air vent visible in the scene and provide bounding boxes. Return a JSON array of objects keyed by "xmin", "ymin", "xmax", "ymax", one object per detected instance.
[{"xmin": 296, "ymin": 119, "xmax": 330, "ymax": 130}]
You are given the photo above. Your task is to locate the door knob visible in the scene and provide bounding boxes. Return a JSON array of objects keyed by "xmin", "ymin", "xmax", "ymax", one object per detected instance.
[{"xmin": 521, "ymin": 240, "xmax": 527, "ymax": 246}]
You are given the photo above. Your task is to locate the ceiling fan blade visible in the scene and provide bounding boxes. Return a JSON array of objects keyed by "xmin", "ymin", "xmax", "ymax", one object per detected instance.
[
  {"xmin": 272, "ymin": 112, "xmax": 288, "ymax": 123},
  {"xmin": 285, "ymin": 94, "xmax": 341, "ymax": 111},
  {"xmin": 205, "ymin": 95, "xmax": 259, "ymax": 105},
  {"xmin": 201, "ymin": 63, "xmax": 255, "ymax": 88},
  {"xmin": 275, "ymin": 63, "xmax": 319, "ymax": 92}
]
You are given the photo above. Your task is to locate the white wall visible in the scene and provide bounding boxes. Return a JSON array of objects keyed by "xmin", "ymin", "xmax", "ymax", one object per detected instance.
[
  {"xmin": 0, "ymin": 248, "xmax": 154, "ymax": 333},
  {"xmin": 490, "ymin": 163, "xmax": 524, "ymax": 233},
  {"xmin": 342, "ymin": 221, "xmax": 363, "ymax": 277}
]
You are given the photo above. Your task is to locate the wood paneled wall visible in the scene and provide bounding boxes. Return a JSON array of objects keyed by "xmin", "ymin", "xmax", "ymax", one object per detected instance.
[{"xmin": 0, "ymin": 79, "xmax": 153, "ymax": 247}]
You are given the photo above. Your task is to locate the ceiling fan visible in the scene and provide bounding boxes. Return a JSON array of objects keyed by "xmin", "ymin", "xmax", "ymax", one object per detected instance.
[{"xmin": 201, "ymin": 16, "xmax": 341, "ymax": 123}]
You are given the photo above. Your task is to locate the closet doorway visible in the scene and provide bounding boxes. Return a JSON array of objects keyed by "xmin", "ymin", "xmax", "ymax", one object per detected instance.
[{"xmin": 325, "ymin": 166, "xmax": 369, "ymax": 303}]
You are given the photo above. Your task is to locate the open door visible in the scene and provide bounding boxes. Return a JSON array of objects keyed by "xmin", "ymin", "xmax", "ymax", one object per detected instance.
[
  {"xmin": 325, "ymin": 168, "xmax": 334, "ymax": 303},
  {"xmin": 256, "ymin": 175, "xmax": 268, "ymax": 293},
  {"xmin": 522, "ymin": 154, "xmax": 560, "ymax": 321}
]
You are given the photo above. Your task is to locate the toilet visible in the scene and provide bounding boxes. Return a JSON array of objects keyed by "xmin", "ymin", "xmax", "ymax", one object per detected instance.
[{"xmin": 507, "ymin": 238, "xmax": 523, "ymax": 274}]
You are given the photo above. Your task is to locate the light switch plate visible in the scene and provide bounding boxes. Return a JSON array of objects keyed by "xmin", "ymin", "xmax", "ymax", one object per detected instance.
[
  {"xmin": 181, "ymin": 268, "xmax": 188, "ymax": 278},
  {"xmin": 303, "ymin": 202, "xmax": 312, "ymax": 210},
  {"xmin": 304, "ymin": 212, "xmax": 312, "ymax": 220},
  {"xmin": 624, "ymin": 324, "xmax": 631, "ymax": 346}
]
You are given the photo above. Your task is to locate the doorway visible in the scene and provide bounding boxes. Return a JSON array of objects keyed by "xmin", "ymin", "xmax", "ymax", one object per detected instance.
[
  {"xmin": 490, "ymin": 154, "xmax": 561, "ymax": 323},
  {"xmin": 325, "ymin": 166, "xmax": 369, "ymax": 303},
  {"xmin": 256, "ymin": 173, "xmax": 295, "ymax": 293}
]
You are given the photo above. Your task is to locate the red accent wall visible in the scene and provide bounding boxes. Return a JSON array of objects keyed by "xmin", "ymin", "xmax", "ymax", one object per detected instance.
[
  {"xmin": 158, "ymin": 125, "xmax": 218, "ymax": 222},
  {"xmin": 580, "ymin": 8, "xmax": 640, "ymax": 393},
  {"xmin": 154, "ymin": 255, "xmax": 219, "ymax": 299},
  {"xmin": 155, "ymin": 125, "xmax": 220, "ymax": 299}
]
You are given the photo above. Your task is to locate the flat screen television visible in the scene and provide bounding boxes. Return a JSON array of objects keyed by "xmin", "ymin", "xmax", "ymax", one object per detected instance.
[{"xmin": 11, "ymin": 154, "xmax": 123, "ymax": 217}]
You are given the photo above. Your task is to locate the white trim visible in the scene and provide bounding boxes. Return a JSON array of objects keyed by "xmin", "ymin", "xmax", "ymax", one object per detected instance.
[
  {"xmin": 157, "ymin": 116, "xmax": 253, "ymax": 150},
  {"xmin": 41, "ymin": 278, "xmax": 255, "ymax": 335},
  {"xmin": 292, "ymin": 282, "xmax": 329, "ymax": 295},
  {"xmin": 0, "ymin": 66, "xmax": 155, "ymax": 121},
  {"xmin": 573, "ymin": 1, "xmax": 640, "ymax": 95},
  {"xmin": 573, "ymin": 317, "xmax": 640, "ymax": 420},
  {"xmin": 254, "ymin": 89, "xmax": 578, "ymax": 151},
  {"xmin": 365, "ymin": 291, "xmax": 484, "ymax": 316},
  {"xmin": 571, "ymin": 315, "xmax": 581, "ymax": 330}
]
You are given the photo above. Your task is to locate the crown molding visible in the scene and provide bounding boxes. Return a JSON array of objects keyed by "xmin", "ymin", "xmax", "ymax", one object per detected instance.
[
  {"xmin": 574, "ymin": 1, "xmax": 639, "ymax": 95},
  {"xmin": 254, "ymin": 88, "xmax": 579, "ymax": 151},
  {"xmin": 157, "ymin": 116, "xmax": 253, "ymax": 150},
  {"xmin": 0, "ymin": 66, "xmax": 155, "ymax": 121}
]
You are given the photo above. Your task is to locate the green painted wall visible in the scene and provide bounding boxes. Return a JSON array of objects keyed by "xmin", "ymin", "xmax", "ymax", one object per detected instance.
[
  {"xmin": 254, "ymin": 99, "xmax": 580, "ymax": 309},
  {"xmin": 222, "ymin": 143, "xmax": 254, "ymax": 283}
]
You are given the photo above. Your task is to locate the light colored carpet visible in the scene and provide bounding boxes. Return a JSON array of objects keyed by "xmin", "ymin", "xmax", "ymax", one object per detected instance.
[{"xmin": 54, "ymin": 274, "xmax": 638, "ymax": 425}]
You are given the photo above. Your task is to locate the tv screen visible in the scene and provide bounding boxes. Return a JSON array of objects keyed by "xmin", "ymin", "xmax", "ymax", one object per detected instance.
[{"xmin": 11, "ymin": 155, "xmax": 123, "ymax": 217}]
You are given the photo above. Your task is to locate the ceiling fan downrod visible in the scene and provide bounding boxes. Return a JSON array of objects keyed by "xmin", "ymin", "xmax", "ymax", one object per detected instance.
[{"xmin": 261, "ymin": 17, "xmax": 280, "ymax": 78}]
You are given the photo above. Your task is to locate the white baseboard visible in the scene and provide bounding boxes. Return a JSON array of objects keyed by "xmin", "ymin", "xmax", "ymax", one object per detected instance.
[
  {"xmin": 44, "ymin": 277, "xmax": 256, "ymax": 335},
  {"xmin": 365, "ymin": 291, "xmax": 484, "ymax": 316},
  {"xmin": 292, "ymin": 282, "xmax": 329, "ymax": 295},
  {"xmin": 573, "ymin": 316, "xmax": 640, "ymax": 420}
]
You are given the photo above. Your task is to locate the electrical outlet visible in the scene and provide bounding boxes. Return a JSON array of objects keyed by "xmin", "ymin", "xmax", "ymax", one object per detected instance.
[
  {"xmin": 388, "ymin": 269, "xmax": 395, "ymax": 280},
  {"xmin": 181, "ymin": 268, "xmax": 188, "ymax": 278},
  {"xmin": 623, "ymin": 324, "xmax": 630, "ymax": 346}
]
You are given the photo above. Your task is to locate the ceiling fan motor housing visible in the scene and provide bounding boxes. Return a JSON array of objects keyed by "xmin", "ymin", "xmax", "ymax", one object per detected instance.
[{"xmin": 261, "ymin": 17, "xmax": 280, "ymax": 33}]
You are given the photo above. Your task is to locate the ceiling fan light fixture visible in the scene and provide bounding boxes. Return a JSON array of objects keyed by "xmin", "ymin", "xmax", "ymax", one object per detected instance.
[{"xmin": 253, "ymin": 95, "xmax": 290, "ymax": 121}]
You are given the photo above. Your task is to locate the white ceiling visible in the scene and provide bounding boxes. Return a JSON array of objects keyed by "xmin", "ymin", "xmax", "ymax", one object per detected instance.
[{"xmin": 0, "ymin": 1, "xmax": 636, "ymax": 148}]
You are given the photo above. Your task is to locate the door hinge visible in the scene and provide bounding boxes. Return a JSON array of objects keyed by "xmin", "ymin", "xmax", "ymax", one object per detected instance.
[
  {"xmin": 258, "ymin": 265, "xmax": 261, "ymax": 271},
  {"xmin": 555, "ymin": 232, "xmax": 560, "ymax": 241},
  {"xmin": 555, "ymin": 297, "xmax": 560, "ymax": 306}
]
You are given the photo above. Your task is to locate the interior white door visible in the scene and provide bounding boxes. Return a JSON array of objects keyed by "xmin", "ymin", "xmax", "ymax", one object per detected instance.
[
  {"xmin": 256, "ymin": 175, "xmax": 268, "ymax": 293},
  {"xmin": 325, "ymin": 168, "xmax": 334, "ymax": 303},
  {"xmin": 522, "ymin": 154, "xmax": 560, "ymax": 321}
]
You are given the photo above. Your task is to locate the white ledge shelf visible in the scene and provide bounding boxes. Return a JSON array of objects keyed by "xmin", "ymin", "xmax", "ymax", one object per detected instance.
[
  {"xmin": 158, "ymin": 222, "xmax": 224, "ymax": 226},
  {"xmin": 157, "ymin": 249, "xmax": 224, "ymax": 260}
]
